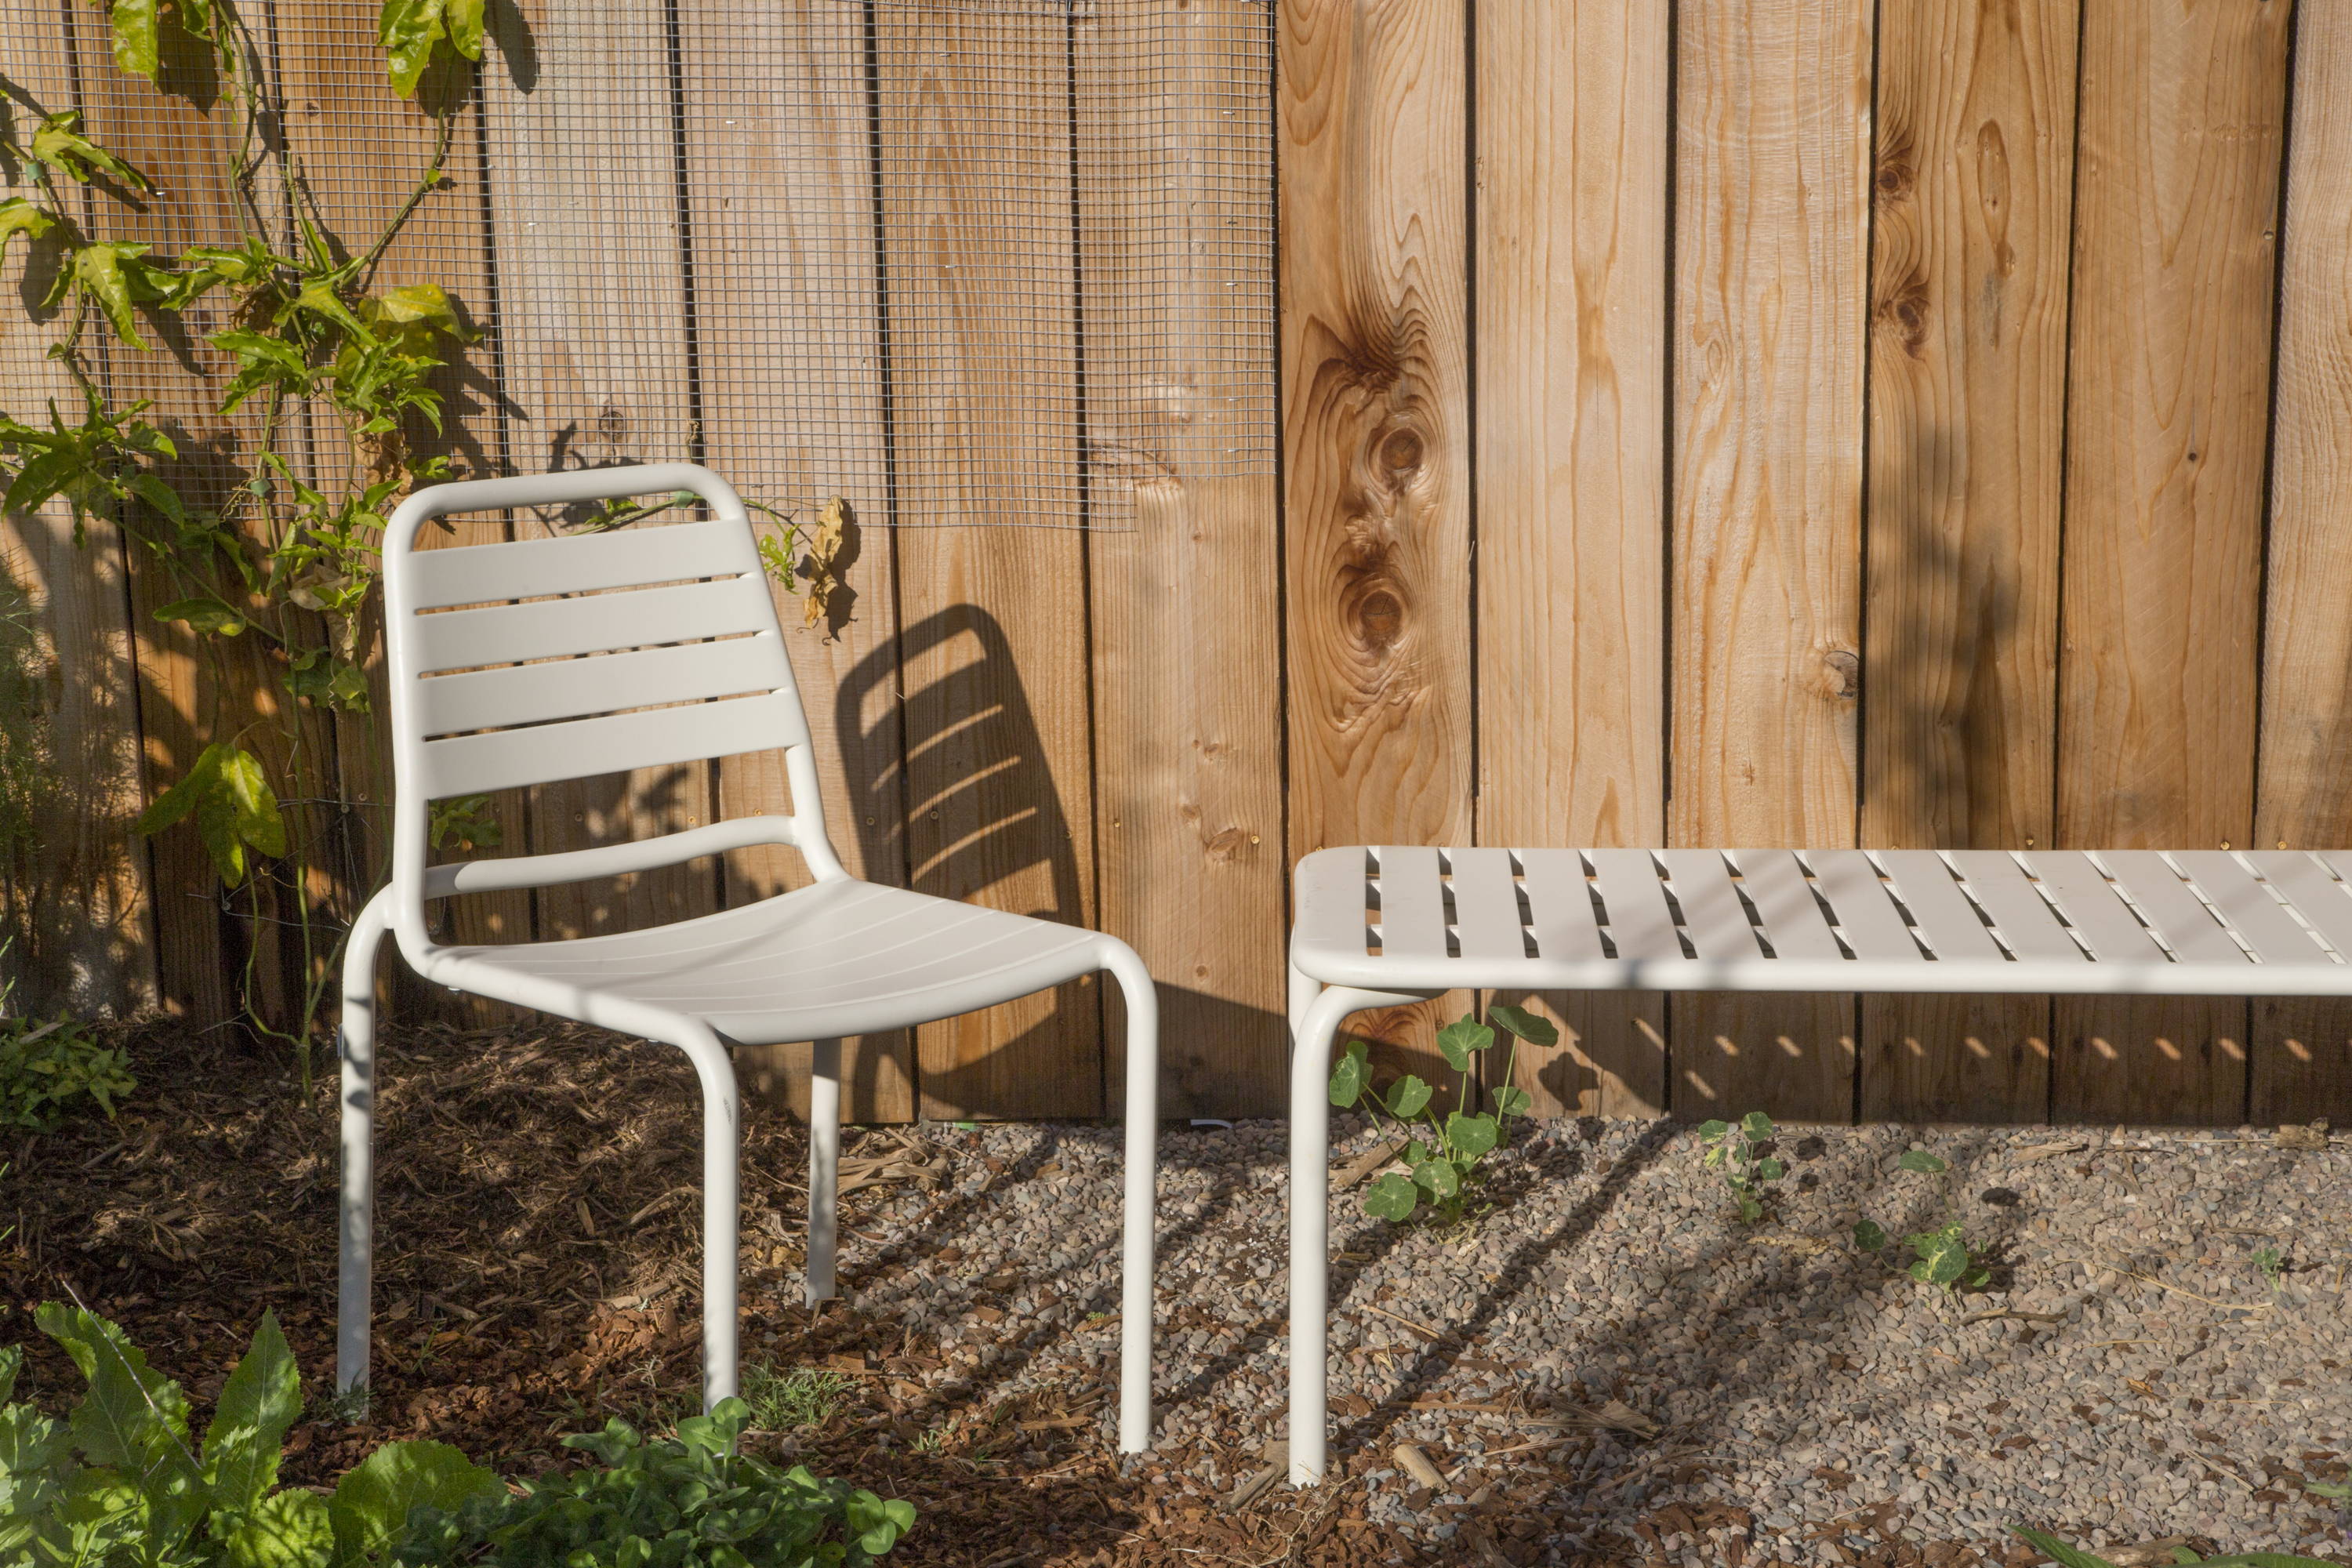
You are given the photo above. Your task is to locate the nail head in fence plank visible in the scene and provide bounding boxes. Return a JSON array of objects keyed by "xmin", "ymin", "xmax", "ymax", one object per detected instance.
[
  {"xmin": 1280, "ymin": 0, "xmax": 1472, "ymax": 1098},
  {"xmin": 2255, "ymin": 2, "xmax": 2352, "ymax": 1127},
  {"xmin": 2055, "ymin": 0, "xmax": 2285, "ymax": 1125},
  {"xmin": 1669, "ymin": 0, "xmax": 1870, "ymax": 1123},
  {"xmin": 0, "ymin": 25, "xmax": 154, "ymax": 1016},
  {"xmin": 1081, "ymin": 0, "xmax": 1285, "ymax": 1120},
  {"xmin": 881, "ymin": 0, "xmax": 1102, "ymax": 1120},
  {"xmin": 481, "ymin": 0, "xmax": 718, "ymax": 943},
  {"xmin": 1472, "ymin": 0, "xmax": 1668, "ymax": 1119},
  {"xmin": 679, "ymin": 0, "xmax": 912, "ymax": 1123},
  {"xmin": 1861, "ymin": 0, "xmax": 2072, "ymax": 1123}
]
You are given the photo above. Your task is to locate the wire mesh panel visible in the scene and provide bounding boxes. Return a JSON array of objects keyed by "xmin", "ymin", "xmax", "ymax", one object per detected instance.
[{"xmin": 0, "ymin": 0, "xmax": 1275, "ymax": 531}]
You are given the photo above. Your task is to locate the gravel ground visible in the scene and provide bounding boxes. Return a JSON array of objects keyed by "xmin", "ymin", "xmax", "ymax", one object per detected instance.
[{"xmin": 825, "ymin": 1114, "xmax": 2352, "ymax": 1565}]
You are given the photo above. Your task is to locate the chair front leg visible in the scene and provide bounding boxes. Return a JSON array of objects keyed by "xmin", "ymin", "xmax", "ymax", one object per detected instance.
[
  {"xmin": 1099, "ymin": 941, "xmax": 1160, "ymax": 1455},
  {"xmin": 659, "ymin": 1022, "xmax": 741, "ymax": 1409},
  {"xmin": 807, "ymin": 1037, "xmax": 841, "ymax": 1307},
  {"xmin": 336, "ymin": 889, "xmax": 394, "ymax": 1399}
]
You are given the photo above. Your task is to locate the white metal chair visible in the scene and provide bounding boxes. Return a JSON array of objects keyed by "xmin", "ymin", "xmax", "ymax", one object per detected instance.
[
  {"xmin": 1285, "ymin": 843, "xmax": 2352, "ymax": 1481},
  {"xmin": 336, "ymin": 463, "xmax": 1159, "ymax": 1451}
]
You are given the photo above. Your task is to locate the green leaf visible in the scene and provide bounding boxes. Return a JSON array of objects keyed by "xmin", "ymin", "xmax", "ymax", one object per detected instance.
[
  {"xmin": 1485, "ymin": 1003, "xmax": 1559, "ymax": 1047},
  {"xmin": 295, "ymin": 281, "xmax": 372, "ymax": 339},
  {"xmin": 1434, "ymin": 1015, "xmax": 1492, "ymax": 1072},
  {"xmin": 27, "ymin": 111, "xmax": 151, "ymax": 190},
  {"xmin": 441, "ymin": 0, "xmax": 484, "ymax": 58},
  {"xmin": 0, "ymin": 198, "xmax": 56, "ymax": 258},
  {"xmin": 1853, "ymin": 1218, "xmax": 1888, "ymax": 1253},
  {"xmin": 328, "ymin": 1439, "xmax": 498, "ymax": 1567},
  {"xmin": 1898, "ymin": 1149, "xmax": 1948, "ymax": 1174},
  {"xmin": 377, "ymin": 0, "xmax": 449, "ymax": 98},
  {"xmin": 2307, "ymin": 1482, "xmax": 2352, "ymax": 1501},
  {"xmin": 133, "ymin": 741, "xmax": 225, "ymax": 837},
  {"xmin": 1385, "ymin": 1075, "xmax": 1432, "ymax": 1120},
  {"xmin": 1327, "ymin": 1040, "xmax": 1369, "ymax": 1109},
  {"xmin": 0, "ymin": 1342, "xmax": 16, "ymax": 1406},
  {"xmin": 222, "ymin": 1488, "xmax": 334, "ymax": 1568},
  {"xmin": 152, "ymin": 597, "xmax": 246, "ymax": 636},
  {"xmin": 71, "ymin": 242, "xmax": 149, "ymax": 349},
  {"xmin": 34, "ymin": 1301, "xmax": 202, "ymax": 1543},
  {"xmin": 1696, "ymin": 1119, "xmax": 1730, "ymax": 1142},
  {"xmin": 1755, "ymin": 1157, "xmax": 1785, "ymax": 1181},
  {"xmin": 204, "ymin": 1312, "xmax": 301, "ymax": 1517},
  {"xmin": 1904, "ymin": 1224, "xmax": 1973, "ymax": 1288},
  {"xmin": 1444, "ymin": 1111, "xmax": 1499, "ymax": 1160},
  {"xmin": 108, "ymin": 0, "xmax": 161, "ymax": 80},
  {"xmin": 1737, "ymin": 1193, "xmax": 1763, "ymax": 1225},
  {"xmin": 1412, "ymin": 1158, "xmax": 1459, "ymax": 1200},
  {"xmin": 376, "ymin": 283, "xmax": 465, "ymax": 339},
  {"xmin": 1491, "ymin": 1085, "xmax": 1533, "ymax": 1118},
  {"xmin": 1361, "ymin": 1172, "xmax": 1417, "ymax": 1223},
  {"xmin": 126, "ymin": 473, "xmax": 187, "ymax": 527},
  {"xmin": 1739, "ymin": 1111, "xmax": 1775, "ymax": 1140},
  {"xmin": 2009, "ymin": 1527, "xmax": 2118, "ymax": 1568},
  {"xmin": 220, "ymin": 747, "xmax": 285, "ymax": 859}
]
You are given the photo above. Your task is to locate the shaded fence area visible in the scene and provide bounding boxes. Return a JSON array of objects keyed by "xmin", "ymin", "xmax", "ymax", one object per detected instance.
[{"xmin": 6, "ymin": 0, "xmax": 2352, "ymax": 1130}]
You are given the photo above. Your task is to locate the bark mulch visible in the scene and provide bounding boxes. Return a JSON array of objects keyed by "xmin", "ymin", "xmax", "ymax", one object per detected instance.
[{"xmin": 0, "ymin": 1022, "xmax": 2262, "ymax": 1568}]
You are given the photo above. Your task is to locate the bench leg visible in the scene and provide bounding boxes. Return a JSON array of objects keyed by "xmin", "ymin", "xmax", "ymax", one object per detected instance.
[
  {"xmin": 1098, "ymin": 941, "xmax": 1160, "ymax": 1454},
  {"xmin": 1287, "ymin": 982, "xmax": 1435, "ymax": 1485},
  {"xmin": 336, "ymin": 889, "xmax": 394, "ymax": 1400},
  {"xmin": 807, "ymin": 1037, "xmax": 840, "ymax": 1307},
  {"xmin": 659, "ymin": 1022, "xmax": 741, "ymax": 1410}
]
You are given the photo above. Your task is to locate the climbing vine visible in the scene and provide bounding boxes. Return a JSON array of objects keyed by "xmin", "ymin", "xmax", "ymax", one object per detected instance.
[{"xmin": 0, "ymin": 0, "xmax": 831, "ymax": 1077}]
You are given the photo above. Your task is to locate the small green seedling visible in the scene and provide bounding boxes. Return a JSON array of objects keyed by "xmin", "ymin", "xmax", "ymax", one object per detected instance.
[
  {"xmin": 1854, "ymin": 1149, "xmax": 1991, "ymax": 1294},
  {"xmin": 2253, "ymin": 1244, "xmax": 2285, "ymax": 1294},
  {"xmin": 1328, "ymin": 1004, "xmax": 1552, "ymax": 1225},
  {"xmin": 1697, "ymin": 1111, "xmax": 1785, "ymax": 1224},
  {"xmin": 740, "ymin": 1363, "xmax": 856, "ymax": 1432}
]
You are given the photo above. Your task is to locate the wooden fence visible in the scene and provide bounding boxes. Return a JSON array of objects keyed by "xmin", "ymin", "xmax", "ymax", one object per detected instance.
[{"xmin": 6, "ymin": 0, "xmax": 2352, "ymax": 1130}]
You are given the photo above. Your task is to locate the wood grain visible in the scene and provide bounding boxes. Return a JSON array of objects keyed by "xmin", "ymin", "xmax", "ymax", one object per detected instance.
[
  {"xmin": 2055, "ymin": 0, "xmax": 2287, "ymax": 1126},
  {"xmin": 1860, "ymin": 0, "xmax": 2077, "ymax": 1122},
  {"xmin": 0, "ymin": 24, "xmax": 154, "ymax": 1014},
  {"xmin": 879, "ymin": 1, "xmax": 1102, "ymax": 1120},
  {"xmin": 2252, "ymin": 0, "xmax": 2352, "ymax": 1127},
  {"xmin": 1079, "ymin": 0, "xmax": 1286, "ymax": 1117},
  {"xmin": 1281, "ymin": 0, "xmax": 1473, "ymax": 1094},
  {"xmin": 679, "ymin": 0, "xmax": 913, "ymax": 1122},
  {"xmin": 1472, "ymin": 0, "xmax": 1667, "ymax": 1118},
  {"xmin": 1669, "ymin": 0, "xmax": 1871, "ymax": 1122},
  {"xmin": 481, "ymin": 0, "xmax": 717, "ymax": 942}
]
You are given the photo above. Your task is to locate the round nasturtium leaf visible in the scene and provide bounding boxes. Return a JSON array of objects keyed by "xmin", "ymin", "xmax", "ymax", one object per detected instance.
[
  {"xmin": 1363, "ymin": 1172, "xmax": 1418, "ymax": 1222},
  {"xmin": 1897, "ymin": 1149, "xmax": 1948, "ymax": 1174}
]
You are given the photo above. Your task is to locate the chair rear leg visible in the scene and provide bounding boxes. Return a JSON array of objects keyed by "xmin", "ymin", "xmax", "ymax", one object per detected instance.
[
  {"xmin": 1099, "ymin": 942, "xmax": 1159, "ymax": 1454},
  {"xmin": 336, "ymin": 890, "xmax": 393, "ymax": 1399},
  {"xmin": 807, "ymin": 1037, "xmax": 841, "ymax": 1307}
]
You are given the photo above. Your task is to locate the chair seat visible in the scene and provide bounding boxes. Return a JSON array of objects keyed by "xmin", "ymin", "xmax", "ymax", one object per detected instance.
[
  {"xmin": 416, "ymin": 877, "xmax": 1104, "ymax": 1044},
  {"xmin": 1291, "ymin": 845, "xmax": 2352, "ymax": 999}
]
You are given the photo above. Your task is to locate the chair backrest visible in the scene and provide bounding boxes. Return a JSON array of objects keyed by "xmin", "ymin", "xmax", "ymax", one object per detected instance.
[{"xmin": 380, "ymin": 464, "xmax": 825, "ymax": 951}]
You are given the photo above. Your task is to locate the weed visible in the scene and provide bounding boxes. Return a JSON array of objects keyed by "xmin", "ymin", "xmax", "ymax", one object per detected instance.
[
  {"xmin": 2014, "ymin": 1525, "xmax": 2335, "ymax": 1566},
  {"xmin": 1327, "ymin": 1004, "xmax": 1553, "ymax": 1226},
  {"xmin": 0, "ymin": 957, "xmax": 135, "ymax": 1133},
  {"xmin": 2254, "ymin": 1244, "xmax": 2285, "ymax": 1294},
  {"xmin": 1853, "ymin": 1149, "xmax": 1991, "ymax": 1294},
  {"xmin": 740, "ymin": 1363, "xmax": 855, "ymax": 1432},
  {"xmin": 1697, "ymin": 1112, "xmax": 1786, "ymax": 1224}
]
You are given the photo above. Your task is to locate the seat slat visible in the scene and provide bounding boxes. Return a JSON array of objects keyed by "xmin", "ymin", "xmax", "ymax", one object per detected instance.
[
  {"xmin": 2172, "ymin": 852, "xmax": 2338, "ymax": 967},
  {"xmin": 412, "ymin": 634, "xmax": 793, "ymax": 737},
  {"xmin": 409, "ymin": 575, "xmax": 775, "ymax": 674},
  {"xmin": 2261, "ymin": 851, "xmax": 2352, "ymax": 959},
  {"xmin": 1449, "ymin": 848, "xmax": 1529, "ymax": 961},
  {"xmin": 1945, "ymin": 851, "xmax": 2085, "ymax": 962},
  {"xmin": 405, "ymin": 518, "xmax": 758, "ymax": 609},
  {"xmin": 2023, "ymin": 851, "xmax": 2172, "ymax": 964},
  {"xmin": 1803, "ymin": 851, "xmax": 1926, "ymax": 962},
  {"xmin": 1589, "ymin": 849, "xmax": 1683, "ymax": 963},
  {"xmin": 1872, "ymin": 850, "xmax": 2005, "ymax": 962},
  {"xmin": 1519, "ymin": 849, "xmax": 1606, "ymax": 963},
  {"xmin": 1373, "ymin": 846, "xmax": 1450, "ymax": 959},
  {"xmin": 1658, "ymin": 850, "xmax": 1762, "ymax": 961},
  {"xmin": 418, "ymin": 690, "xmax": 803, "ymax": 798},
  {"xmin": 1294, "ymin": 849, "xmax": 1374, "ymax": 961},
  {"xmin": 2097, "ymin": 851, "xmax": 2246, "ymax": 964},
  {"xmin": 1729, "ymin": 850, "xmax": 1845, "ymax": 960}
]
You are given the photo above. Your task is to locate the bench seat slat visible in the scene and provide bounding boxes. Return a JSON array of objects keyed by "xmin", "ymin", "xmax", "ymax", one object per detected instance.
[
  {"xmin": 2025, "ymin": 851, "xmax": 2172, "ymax": 964},
  {"xmin": 2172, "ymin": 852, "xmax": 2338, "ymax": 967},
  {"xmin": 1374, "ymin": 847, "xmax": 1449, "ymax": 960},
  {"xmin": 1873, "ymin": 851, "xmax": 2005, "ymax": 962},
  {"xmin": 2098, "ymin": 851, "xmax": 2246, "ymax": 965},
  {"xmin": 1946, "ymin": 851, "xmax": 2088, "ymax": 964},
  {"xmin": 1658, "ymin": 850, "xmax": 1762, "ymax": 962},
  {"xmin": 1519, "ymin": 850, "xmax": 1606, "ymax": 963},
  {"xmin": 1731, "ymin": 850, "xmax": 1845, "ymax": 960},
  {"xmin": 1804, "ymin": 851, "xmax": 1926, "ymax": 963},
  {"xmin": 1294, "ymin": 848, "xmax": 1374, "ymax": 963},
  {"xmin": 1589, "ymin": 850, "xmax": 1681, "ymax": 963},
  {"xmin": 1448, "ymin": 848, "xmax": 1528, "ymax": 961}
]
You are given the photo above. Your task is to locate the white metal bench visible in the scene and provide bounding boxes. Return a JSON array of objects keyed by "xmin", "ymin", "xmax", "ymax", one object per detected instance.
[{"xmin": 1283, "ymin": 843, "xmax": 2352, "ymax": 1482}]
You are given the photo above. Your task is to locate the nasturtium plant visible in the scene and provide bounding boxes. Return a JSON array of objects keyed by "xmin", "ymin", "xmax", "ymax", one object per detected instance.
[
  {"xmin": 1331, "ymin": 1003, "xmax": 1552, "ymax": 1226},
  {"xmin": 1854, "ymin": 1145, "xmax": 1990, "ymax": 1294},
  {"xmin": 1697, "ymin": 1110, "xmax": 1784, "ymax": 1224}
]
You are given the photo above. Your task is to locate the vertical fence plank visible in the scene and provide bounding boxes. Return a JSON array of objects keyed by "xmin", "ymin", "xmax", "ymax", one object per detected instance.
[
  {"xmin": 1281, "ymin": 0, "xmax": 1473, "ymax": 1093},
  {"xmin": 880, "ymin": 2, "xmax": 1102, "ymax": 1121},
  {"xmin": 1670, "ymin": 0, "xmax": 1871, "ymax": 1122},
  {"xmin": 2253, "ymin": 2, "xmax": 2352, "ymax": 1127},
  {"xmin": 481, "ymin": 0, "xmax": 717, "ymax": 942},
  {"xmin": 678, "ymin": 0, "xmax": 913, "ymax": 1123},
  {"xmin": 2055, "ymin": 0, "xmax": 2286, "ymax": 1126},
  {"xmin": 1472, "ymin": 0, "xmax": 1667, "ymax": 1118},
  {"xmin": 1860, "ymin": 0, "xmax": 2075, "ymax": 1122},
  {"xmin": 1080, "ymin": 0, "xmax": 1286, "ymax": 1117},
  {"xmin": 0, "ymin": 24, "xmax": 154, "ymax": 1016}
]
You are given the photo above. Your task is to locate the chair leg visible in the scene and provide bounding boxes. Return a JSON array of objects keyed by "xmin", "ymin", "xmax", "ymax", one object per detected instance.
[
  {"xmin": 807, "ymin": 1037, "xmax": 841, "ymax": 1307},
  {"xmin": 662, "ymin": 1023, "xmax": 741, "ymax": 1408},
  {"xmin": 336, "ymin": 889, "xmax": 394, "ymax": 1399},
  {"xmin": 1101, "ymin": 942, "xmax": 1159, "ymax": 1454}
]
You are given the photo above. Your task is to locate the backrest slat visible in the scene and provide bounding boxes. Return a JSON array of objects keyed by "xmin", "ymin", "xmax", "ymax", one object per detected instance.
[
  {"xmin": 414, "ymin": 635, "xmax": 794, "ymax": 738},
  {"xmin": 405, "ymin": 517, "xmax": 757, "ymax": 609},
  {"xmin": 410, "ymin": 575, "xmax": 776, "ymax": 674},
  {"xmin": 416, "ymin": 691, "xmax": 805, "ymax": 800}
]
